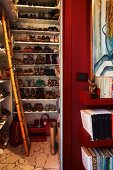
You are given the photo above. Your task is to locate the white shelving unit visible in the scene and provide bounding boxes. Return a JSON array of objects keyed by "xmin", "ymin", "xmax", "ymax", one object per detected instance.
[
  {"xmin": 12, "ymin": 0, "xmax": 63, "ymax": 169},
  {"xmin": 12, "ymin": 1, "xmax": 61, "ymax": 124}
]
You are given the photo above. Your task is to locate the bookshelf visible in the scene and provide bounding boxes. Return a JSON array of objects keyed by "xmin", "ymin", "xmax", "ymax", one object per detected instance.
[
  {"xmin": 79, "ymin": 128, "xmax": 113, "ymax": 148},
  {"xmin": 79, "ymin": 90, "xmax": 113, "ymax": 106},
  {"xmin": 80, "ymin": 90, "xmax": 113, "ymax": 169}
]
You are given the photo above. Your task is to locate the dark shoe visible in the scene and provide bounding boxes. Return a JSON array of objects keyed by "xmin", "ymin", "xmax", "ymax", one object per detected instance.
[{"xmin": 46, "ymin": 54, "xmax": 51, "ymax": 64}]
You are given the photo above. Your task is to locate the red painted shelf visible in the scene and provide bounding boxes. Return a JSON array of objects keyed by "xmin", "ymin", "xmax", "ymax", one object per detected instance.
[
  {"xmin": 79, "ymin": 128, "xmax": 113, "ymax": 148},
  {"xmin": 79, "ymin": 90, "xmax": 113, "ymax": 106}
]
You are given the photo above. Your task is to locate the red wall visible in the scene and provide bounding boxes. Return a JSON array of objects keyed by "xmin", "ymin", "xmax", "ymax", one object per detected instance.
[{"xmin": 64, "ymin": 0, "xmax": 91, "ymax": 169}]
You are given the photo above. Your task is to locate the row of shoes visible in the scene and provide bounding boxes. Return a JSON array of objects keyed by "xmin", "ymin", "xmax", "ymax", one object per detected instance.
[
  {"xmin": 17, "ymin": 0, "xmax": 58, "ymax": 7},
  {"xmin": 0, "ymin": 108, "xmax": 11, "ymax": 124},
  {"xmin": 13, "ymin": 45, "xmax": 58, "ymax": 53},
  {"xmin": 17, "ymin": 67, "xmax": 56, "ymax": 76},
  {"xmin": 18, "ymin": 78, "xmax": 59, "ymax": 87},
  {"xmin": 10, "ymin": 22, "xmax": 59, "ymax": 32},
  {"xmin": 13, "ymin": 54, "xmax": 58, "ymax": 65},
  {"xmin": 14, "ymin": 34, "xmax": 59, "ymax": 43},
  {"xmin": 0, "ymin": 44, "xmax": 5, "ymax": 49},
  {"xmin": 0, "ymin": 90, "xmax": 10, "ymax": 99},
  {"xmin": 20, "ymin": 88, "xmax": 59, "ymax": 99},
  {"xmin": 18, "ymin": 9, "xmax": 59, "ymax": 20},
  {"xmin": 23, "ymin": 103, "xmax": 57, "ymax": 112}
]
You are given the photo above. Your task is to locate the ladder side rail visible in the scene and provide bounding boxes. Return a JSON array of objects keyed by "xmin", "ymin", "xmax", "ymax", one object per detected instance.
[{"xmin": 1, "ymin": 10, "xmax": 30, "ymax": 156}]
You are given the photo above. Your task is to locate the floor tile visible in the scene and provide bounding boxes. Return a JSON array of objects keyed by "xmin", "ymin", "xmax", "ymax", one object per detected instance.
[
  {"xmin": 44, "ymin": 154, "xmax": 59, "ymax": 169},
  {"xmin": 0, "ymin": 137, "xmax": 59, "ymax": 169}
]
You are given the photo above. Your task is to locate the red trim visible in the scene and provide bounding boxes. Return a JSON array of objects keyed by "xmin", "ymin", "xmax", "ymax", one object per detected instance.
[{"xmin": 63, "ymin": 0, "xmax": 72, "ymax": 169}]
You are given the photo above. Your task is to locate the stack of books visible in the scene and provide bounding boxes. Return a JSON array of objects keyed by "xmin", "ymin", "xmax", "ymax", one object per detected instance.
[
  {"xmin": 80, "ymin": 109, "xmax": 112, "ymax": 140},
  {"xmin": 96, "ymin": 76, "xmax": 112, "ymax": 98},
  {"xmin": 81, "ymin": 146, "xmax": 113, "ymax": 170}
]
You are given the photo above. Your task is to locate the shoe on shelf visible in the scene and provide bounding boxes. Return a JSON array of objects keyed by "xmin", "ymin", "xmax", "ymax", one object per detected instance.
[
  {"xmin": 46, "ymin": 54, "xmax": 51, "ymax": 64},
  {"xmin": 51, "ymin": 54, "xmax": 58, "ymax": 64},
  {"xmin": 44, "ymin": 46, "xmax": 54, "ymax": 53}
]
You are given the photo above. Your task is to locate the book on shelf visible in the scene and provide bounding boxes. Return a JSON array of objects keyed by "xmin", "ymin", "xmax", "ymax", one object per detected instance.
[
  {"xmin": 87, "ymin": 148, "xmax": 97, "ymax": 170},
  {"xmin": 81, "ymin": 146, "xmax": 93, "ymax": 170},
  {"xmin": 98, "ymin": 148, "xmax": 111, "ymax": 170},
  {"xmin": 106, "ymin": 148, "xmax": 113, "ymax": 169},
  {"xmin": 96, "ymin": 76, "xmax": 112, "ymax": 98},
  {"xmin": 80, "ymin": 109, "xmax": 112, "ymax": 140},
  {"xmin": 92, "ymin": 148, "xmax": 101, "ymax": 170},
  {"xmin": 81, "ymin": 147, "xmax": 113, "ymax": 170}
]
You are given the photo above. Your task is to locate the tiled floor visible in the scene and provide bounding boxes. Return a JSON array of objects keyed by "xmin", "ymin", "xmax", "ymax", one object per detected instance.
[{"xmin": 0, "ymin": 137, "xmax": 60, "ymax": 170}]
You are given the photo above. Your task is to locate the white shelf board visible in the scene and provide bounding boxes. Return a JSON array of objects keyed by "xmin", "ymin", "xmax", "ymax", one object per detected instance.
[
  {"xmin": 20, "ymin": 86, "xmax": 59, "ymax": 89},
  {"xmin": 16, "ymin": 4, "xmax": 58, "ymax": 13},
  {"xmin": 11, "ymin": 29, "xmax": 60, "ymax": 35},
  {"xmin": 14, "ymin": 110, "xmax": 58, "ymax": 114},
  {"xmin": 21, "ymin": 98, "xmax": 58, "ymax": 101},
  {"xmin": 18, "ymin": 75, "xmax": 57, "ymax": 78},
  {"xmin": 14, "ymin": 52, "xmax": 59, "ymax": 55},
  {"xmin": 18, "ymin": 18, "xmax": 59, "ymax": 25},
  {"xmin": 14, "ymin": 41, "xmax": 59, "ymax": 45},
  {"xmin": 16, "ymin": 64, "xmax": 59, "ymax": 67}
]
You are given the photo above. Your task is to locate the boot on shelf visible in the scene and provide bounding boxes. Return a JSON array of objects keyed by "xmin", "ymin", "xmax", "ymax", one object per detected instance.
[{"xmin": 50, "ymin": 121, "xmax": 58, "ymax": 155}]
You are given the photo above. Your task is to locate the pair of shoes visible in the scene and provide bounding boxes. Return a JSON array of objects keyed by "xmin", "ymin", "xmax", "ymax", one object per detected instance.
[
  {"xmin": 34, "ymin": 67, "xmax": 45, "ymax": 75},
  {"xmin": 23, "ymin": 103, "xmax": 32, "ymax": 112},
  {"xmin": 48, "ymin": 9, "xmax": 60, "ymax": 20},
  {"xmin": 35, "ymin": 79, "xmax": 46, "ymax": 87},
  {"xmin": 23, "ymin": 68, "xmax": 34, "ymax": 75},
  {"xmin": 24, "ymin": 79, "xmax": 35, "ymax": 87},
  {"xmin": 45, "ymin": 90, "xmax": 56, "ymax": 99},
  {"xmin": 44, "ymin": 104, "xmax": 56, "ymax": 111},
  {"xmin": 33, "ymin": 46, "xmax": 43, "ymax": 53},
  {"xmin": 35, "ymin": 55, "xmax": 46, "ymax": 64},
  {"xmin": 17, "ymin": 68, "xmax": 23, "ymax": 76},
  {"xmin": 23, "ymin": 55, "xmax": 34, "ymax": 64},
  {"xmin": 23, "ymin": 46, "xmax": 33, "ymax": 53},
  {"xmin": 38, "ymin": 13, "xmax": 45, "ymax": 19},
  {"xmin": 36, "ymin": 88, "xmax": 45, "ymax": 99},
  {"xmin": 44, "ymin": 46, "xmax": 54, "ymax": 53},
  {"xmin": 44, "ymin": 67, "xmax": 56, "ymax": 76},
  {"xmin": 46, "ymin": 54, "xmax": 58, "ymax": 64},
  {"xmin": 48, "ymin": 26, "xmax": 59, "ymax": 32},
  {"xmin": 48, "ymin": 79, "xmax": 59, "ymax": 87},
  {"xmin": 49, "ymin": 35, "xmax": 60, "ymax": 43},
  {"xmin": 32, "ymin": 103, "xmax": 43, "ymax": 112},
  {"xmin": 24, "ymin": 88, "xmax": 36, "ymax": 98},
  {"xmin": 13, "ymin": 46, "xmax": 21, "ymax": 52},
  {"xmin": 41, "ymin": 36, "xmax": 50, "ymax": 42},
  {"xmin": 13, "ymin": 58, "xmax": 23, "ymax": 65}
]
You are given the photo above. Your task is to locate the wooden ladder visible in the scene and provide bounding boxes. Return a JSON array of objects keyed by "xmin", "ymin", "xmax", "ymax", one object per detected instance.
[{"xmin": 1, "ymin": 10, "xmax": 30, "ymax": 156}]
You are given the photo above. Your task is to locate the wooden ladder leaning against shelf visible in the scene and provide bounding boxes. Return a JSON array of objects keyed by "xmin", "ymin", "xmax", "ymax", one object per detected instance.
[{"xmin": 1, "ymin": 10, "xmax": 30, "ymax": 156}]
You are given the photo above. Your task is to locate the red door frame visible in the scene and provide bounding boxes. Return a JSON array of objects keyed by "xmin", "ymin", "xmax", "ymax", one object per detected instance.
[{"xmin": 63, "ymin": 0, "xmax": 72, "ymax": 169}]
